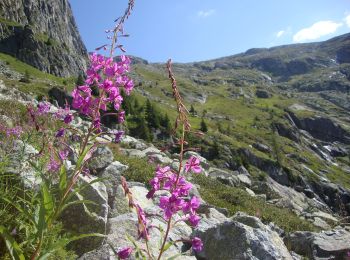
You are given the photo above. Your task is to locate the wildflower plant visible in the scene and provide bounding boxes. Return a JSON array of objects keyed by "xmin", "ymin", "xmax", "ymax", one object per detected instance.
[
  {"xmin": 117, "ymin": 60, "xmax": 203, "ymax": 259},
  {"xmin": 0, "ymin": 1, "xmax": 135, "ymax": 259}
]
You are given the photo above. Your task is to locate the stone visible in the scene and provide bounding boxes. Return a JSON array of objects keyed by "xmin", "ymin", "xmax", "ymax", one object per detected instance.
[
  {"xmin": 0, "ymin": 0, "xmax": 88, "ymax": 77},
  {"xmin": 245, "ymin": 188, "xmax": 256, "ymax": 196},
  {"xmin": 285, "ymin": 227, "xmax": 350, "ymax": 259},
  {"xmin": 208, "ymin": 167, "xmax": 240, "ymax": 187},
  {"xmin": 256, "ymin": 89, "xmax": 272, "ymax": 98},
  {"xmin": 100, "ymin": 161, "xmax": 128, "ymax": 216},
  {"xmin": 238, "ymin": 165, "xmax": 250, "ymax": 176},
  {"xmin": 106, "ymin": 212, "xmax": 195, "ymax": 259},
  {"xmin": 88, "ymin": 146, "xmax": 114, "ymax": 174},
  {"xmin": 252, "ymin": 142, "xmax": 272, "ymax": 153},
  {"xmin": 194, "ymin": 212, "xmax": 293, "ymax": 260},
  {"xmin": 61, "ymin": 175, "xmax": 108, "ymax": 256},
  {"xmin": 237, "ymin": 174, "xmax": 252, "ymax": 187}
]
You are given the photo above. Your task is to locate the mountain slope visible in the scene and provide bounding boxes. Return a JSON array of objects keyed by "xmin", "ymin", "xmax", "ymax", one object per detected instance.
[
  {"xmin": 0, "ymin": 0, "xmax": 88, "ymax": 77},
  {"xmin": 127, "ymin": 34, "xmax": 350, "ymax": 217}
]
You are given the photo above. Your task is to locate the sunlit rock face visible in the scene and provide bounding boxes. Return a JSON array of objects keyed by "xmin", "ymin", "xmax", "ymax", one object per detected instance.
[{"xmin": 0, "ymin": 0, "xmax": 88, "ymax": 77}]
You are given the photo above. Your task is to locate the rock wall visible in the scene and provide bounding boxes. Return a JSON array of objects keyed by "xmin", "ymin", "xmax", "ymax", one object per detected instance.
[{"xmin": 0, "ymin": 0, "xmax": 88, "ymax": 77}]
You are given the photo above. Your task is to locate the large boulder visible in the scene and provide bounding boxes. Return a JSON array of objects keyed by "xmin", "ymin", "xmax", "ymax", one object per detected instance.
[
  {"xmin": 61, "ymin": 175, "xmax": 108, "ymax": 256},
  {"xmin": 100, "ymin": 161, "xmax": 128, "ymax": 217},
  {"xmin": 208, "ymin": 167, "xmax": 240, "ymax": 187},
  {"xmin": 285, "ymin": 227, "xmax": 350, "ymax": 259},
  {"xmin": 80, "ymin": 181, "xmax": 196, "ymax": 259},
  {"xmin": 88, "ymin": 146, "xmax": 114, "ymax": 174},
  {"xmin": 194, "ymin": 212, "xmax": 293, "ymax": 260}
]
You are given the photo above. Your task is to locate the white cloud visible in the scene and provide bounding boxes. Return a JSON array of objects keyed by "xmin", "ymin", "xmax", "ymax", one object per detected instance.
[
  {"xmin": 345, "ymin": 14, "xmax": 350, "ymax": 28},
  {"xmin": 276, "ymin": 30, "xmax": 285, "ymax": 38},
  {"xmin": 293, "ymin": 20, "xmax": 343, "ymax": 42},
  {"xmin": 197, "ymin": 9, "xmax": 215, "ymax": 18}
]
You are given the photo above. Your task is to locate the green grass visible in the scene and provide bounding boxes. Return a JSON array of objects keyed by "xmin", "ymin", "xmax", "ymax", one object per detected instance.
[{"xmin": 0, "ymin": 17, "xmax": 22, "ymax": 27}]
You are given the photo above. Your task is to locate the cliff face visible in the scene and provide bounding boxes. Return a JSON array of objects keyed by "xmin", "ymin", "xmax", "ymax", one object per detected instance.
[{"xmin": 0, "ymin": 0, "xmax": 88, "ymax": 77}]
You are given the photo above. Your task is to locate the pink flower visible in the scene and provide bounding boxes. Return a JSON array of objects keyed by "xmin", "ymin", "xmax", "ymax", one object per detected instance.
[
  {"xmin": 117, "ymin": 247, "xmax": 132, "ymax": 259},
  {"xmin": 159, "ymin": 194, "xmax": 184, "ymax": 220},
  {"xmin": 118, "ymin": 111, "xmax": 125, "ymax": 123},
  {"xmin": 183, "ymin": 196, "xmax": 200, "ymax": 213},
  {"xmin": 59, "ymin": 150, "xmax": 69, "ymax": 161},
  {"xmin": 37, "ymin": 101, "xmax": 50, "ymax": 115},
  {"xmin": 185, "ymin": 156, "xmax": 201, "ymax": 174},
  {"xmin": 64, "ymin": 114, "xmax": 73, "ymax": 124},
  {"xmin": 55, "ymin": 128, "xmax": 65, "ymax": 138},
  {"xmin": 113, "ymin": 130, "xmax": 124, "ymax": 143},
  {"xmin": 47, "ymin": 156, "xmax": 60, "ymax": 172},
  {"xmin": 191, "ymin": 237, "xmax": 203, "ymax": 252},
  {"xmin": 188, "ymin": 213, "xmax": 201, "ymax": 227},
  {"xmin": 6, "ymin": 126, "xmax": 23, "ymax": 138}
]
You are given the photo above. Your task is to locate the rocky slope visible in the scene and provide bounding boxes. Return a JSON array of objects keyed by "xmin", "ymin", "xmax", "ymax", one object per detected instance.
[{"xmin": 0, "ymin": 0, "xmax": 88, "ymax": 77}]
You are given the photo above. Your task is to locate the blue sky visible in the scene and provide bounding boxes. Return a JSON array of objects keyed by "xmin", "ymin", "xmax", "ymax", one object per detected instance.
[{"xmin": 70, "ymin": 0, "xmax": 350, "ymax": 63}]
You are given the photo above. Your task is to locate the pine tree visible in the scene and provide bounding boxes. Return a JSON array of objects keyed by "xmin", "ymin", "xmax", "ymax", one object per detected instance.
[
  {"xmin": 200, "ymin": 118, "xmax": 208, "ymax": 132},
  {"xmin": 145, "ymin": 99, "xmax": 160, "ymax": 129},
  {"xmin": 160, "ymin": 113, "xmax": 172, "ymax": 134},
  {"xmin": 189, "ymin": 105, "xmax": 196, "ymax": 116}
]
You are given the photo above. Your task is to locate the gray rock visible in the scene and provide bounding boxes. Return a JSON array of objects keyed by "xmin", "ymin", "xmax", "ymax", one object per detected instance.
[
  {"xmin": 0, "ymin": 0, "xmax": 88, "ymax": 77},
  {"xmin": 285, "ymin": 227, "xmax": 350, "ymax": 259},
  {"xmin": 208, "ymin": 167, "xmax": 240, "ymax": 187},
  {"xmin": 89, "ymin": 146, "xmax": 114, "ymax": 174},
  {"xmin": 194, "ymin": 213, "xmax": 293, "ymax": 260},
  {"xmin": 60, "ymin": 175, "xmax": 108, "ymax": 256},
  {"xmin": 253, "ymin": 142, "xmax": 272, "ymax": 153},
  {"xmin": 238, "ymin": 165, "xmax": 250, "ymax": 176},
  {"xmin": 100, "ymin": 161, "xmax": 128, "ymax": 216},
  {"xmin": 237, "ymin": 174, "xmax": 252, "ymax": 187}
]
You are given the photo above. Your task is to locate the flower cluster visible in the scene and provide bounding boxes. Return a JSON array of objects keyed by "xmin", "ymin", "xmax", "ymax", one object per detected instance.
[
  {"xmin": 72, "ymin": 53, "xmax": 133, "ymax": 132},
  {"xmin": 5, "ymin": 126, "xmax": 23, "ymax": 138},
  {"xmin": 144, "ymin": 157, "xmax": 203, "ymax": 250}
]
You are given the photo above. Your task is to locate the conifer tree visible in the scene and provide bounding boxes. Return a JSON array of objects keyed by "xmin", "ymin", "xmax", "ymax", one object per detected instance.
[{"xmin": 200, "ymin": 118, "xmax": 208, "ymax": 132}]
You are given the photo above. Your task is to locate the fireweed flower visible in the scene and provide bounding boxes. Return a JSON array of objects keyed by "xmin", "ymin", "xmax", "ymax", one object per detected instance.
[
  {"xmin": 183, "ymin": 196, "xmax": 200, "ymax": 213},
  {"xmin": 191, "ymin": 237, "xmax": 203, "ymax": 252},
  {"xmin": 113, "ymin": 130, "xmax": 124, "ymax": 143},
  {"xmin": 47, "ymin": 156, "xmax": 60, "ymax": 172},
  {"xmin": 55, "ymin": 128, "xmax": 65, "ymax": 138},
  {"xmin": 117, "ymin": 246, "xmax": 132, "ymax": 259},
  {"xmin": 55, "ymin": 106, "xmax": 74, "ymax": 124},
  {"xmin": 71, "ymin": 53, "xmax": 133, "ymax": 131},
  {"xmin": 118, "ymin": 111, "xmax": 125, "ymax": 123},
  {"xmin": 37, "ymin": 101, "xmax": 51, "ymax": 115},
  {"xmin": 185, "ymin": 156, "xmax": 201, "ymax": 174},
  {"xmin": 58, "ymin": 150, "xmax": 69, "ymax": 161},
  {"xmin": 159, "ymin": 194, "xmax": 185, "ymax": 220},
  {"xmin": 6, "ymin": 126, "xmax": 23, "ymax": 138}
]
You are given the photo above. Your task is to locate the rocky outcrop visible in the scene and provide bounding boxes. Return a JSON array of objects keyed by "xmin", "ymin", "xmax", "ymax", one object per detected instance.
[
  {"xmin": 0, "ymin": 0, "xmax": 88, "ymax": 77},
  {"xmin": 194, "ymin": 212, "xmax": 293, "ymax": 260},
  {"xmin": 285, "ymin": 227, "xmax": 350, "ymax": 260},
  {"xmin": 289, "ymin": 112, "xmax": 350, "ymax": 144}
]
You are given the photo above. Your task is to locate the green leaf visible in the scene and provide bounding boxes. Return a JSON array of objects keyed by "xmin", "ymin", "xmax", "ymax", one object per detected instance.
[
  {"xmin": 0, "ymin": 225, "xmax": 25, "ymax": 260},
  {"xmin": 41, "ymin": 182, "xmax": 54, "ymax": 219},
  {"xmin": 60, "ymin": 199, "xmax": 97, "ymax": 213},
  {"xmin": 59, "ymin": 163, "xmax": 67, "ymax": 194},
  {"xmin": 36, "ymin": 197, "xmax": 47, "ymax": 240},
  {"xmin": 162, "ymin": 242, "xmax": 173, "ymax": 253},
  {"xmin": 0, "ymin": 197, "xmax": 35, "ymax": 225}
]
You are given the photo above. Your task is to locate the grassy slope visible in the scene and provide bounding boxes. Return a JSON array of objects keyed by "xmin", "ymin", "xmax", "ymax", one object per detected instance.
[
  {"xmin": 131, "ymin": 62, "xmax": 350, "ymax": 189},
  {"xmin": 0, "ymin": 53, "xmax": 76, "ymax": 97}
]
